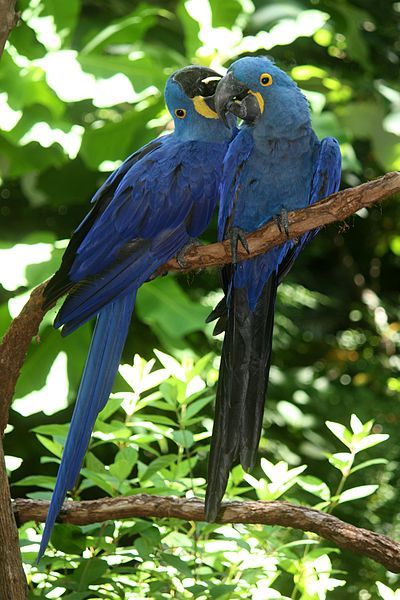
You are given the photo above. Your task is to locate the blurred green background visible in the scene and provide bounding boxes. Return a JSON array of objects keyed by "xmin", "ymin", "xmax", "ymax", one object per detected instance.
[{"xmin": 1, "ymin": 0, "xmax": 400, "ymax": 598}]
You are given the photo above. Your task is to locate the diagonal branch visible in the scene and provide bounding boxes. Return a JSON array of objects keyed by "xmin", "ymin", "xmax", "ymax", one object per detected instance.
[
  {"xmin": 1, "ymin": 171, "xmax": 400, "ymax": 434},
  {"xmin": 12, "ymin": 494, "xmax": 400, "ymax": 572}
]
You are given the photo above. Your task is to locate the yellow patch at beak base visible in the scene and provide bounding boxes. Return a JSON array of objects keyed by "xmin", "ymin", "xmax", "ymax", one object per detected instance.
[
  {"xmin": 192, "ymin": 96, "xmax": 219, "ymax": 119},
  {"xmin": 249, "ymin": 91, "xmax": 264, "ymax": 114}
]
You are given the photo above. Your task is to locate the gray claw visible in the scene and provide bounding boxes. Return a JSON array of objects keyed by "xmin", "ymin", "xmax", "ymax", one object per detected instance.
[
  {"xmin": 228, "ymin": 226, "xmax": 250, "ymax": 264},
  {"xmin": 274, "ymin": 208, "xmax": 290, "ymax": 239},
  {"xmin": 176, "ymin": 238, "xmax": 202, "ymax": 268}
]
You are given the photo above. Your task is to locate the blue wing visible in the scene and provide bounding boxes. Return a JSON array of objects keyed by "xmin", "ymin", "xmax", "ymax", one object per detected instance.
[
  {"xmin": 44, "ymin": 137, "xmax": 166, "ymax": 305},
  {"xmin": 217, "ymin": 128, "xmax": 254, "ymax": 242},
  {"xmin": 46, "ymin": 137, "xmax": 225, "ymax": 334},
  {"xmin": 278, "ymin": 136, "xmax": 342, "ymax": 281}
]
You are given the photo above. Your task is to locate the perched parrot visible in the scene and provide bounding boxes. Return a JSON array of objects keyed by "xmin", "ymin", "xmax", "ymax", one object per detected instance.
[
  {"xmin": 205, "ymin": 56, "xmax": 342, "ymax": 520},
  {"xmin": 38, "ymin": 65, "xmax": 235, "ymax": 558}
]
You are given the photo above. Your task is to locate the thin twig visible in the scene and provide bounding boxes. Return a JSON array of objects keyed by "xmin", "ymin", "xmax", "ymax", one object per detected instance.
[
  {"xmin": 12, "ymin": 494, "xmax": 400, "ymax": 572},
  {"xmin": 1, "ymin": 172, "xmax": 400, "ymax": 435}
]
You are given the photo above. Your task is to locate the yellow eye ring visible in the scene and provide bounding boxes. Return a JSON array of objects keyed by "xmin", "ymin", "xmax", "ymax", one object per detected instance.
[
  {"xmin": 260, "ymin": 73, "xmax": 273, "ymax": 87},
  {"xmin": 174, "ymin": 108, "xmax": 186, "ymax": 119}
]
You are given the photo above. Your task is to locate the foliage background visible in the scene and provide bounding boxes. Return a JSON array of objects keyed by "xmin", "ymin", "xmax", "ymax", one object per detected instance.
[{"xmin": 1, "ymin": 0, "xmax": 400, "ymax": 597}]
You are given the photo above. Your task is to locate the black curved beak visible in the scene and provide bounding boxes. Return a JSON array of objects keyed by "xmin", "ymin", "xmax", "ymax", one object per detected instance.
[{"xmin": 215, "ymin": 71, "xmax": 262, "ymax": 127}]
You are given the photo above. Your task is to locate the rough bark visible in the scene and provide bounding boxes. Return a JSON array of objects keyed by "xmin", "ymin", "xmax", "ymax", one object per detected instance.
[
  {"xmin": 0, "ymin": 284, "xmax": 47, "ymax": 435},
  {"xmin": 13, "ymin": 494, "xmax": 400, "ymax": 573},
  {"xmin": 0, "ymin": 3, "xmax": 28, "ymax": 597},
  {"xmin": 0, "ymin": 0, "xmax": 18, "ymax": 57},
  {"xmin": 0, "ymin": 437, "xmax": 27, "ymax": 599}
]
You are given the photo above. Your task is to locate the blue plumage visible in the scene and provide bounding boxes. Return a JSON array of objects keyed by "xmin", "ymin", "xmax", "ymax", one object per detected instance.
[
  {"xmin": 39, "ymin": 66, "xmax": 234, "ymax": 559},
  {"xmin": 38, "ymin": 293, "xmax": 135, "ymax": 557},
  {"xmin": 205, "ymin": 57, "xmax": 341, "ymax": 520}
]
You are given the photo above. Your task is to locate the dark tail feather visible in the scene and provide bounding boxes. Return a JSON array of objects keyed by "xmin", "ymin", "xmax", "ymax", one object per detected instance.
[
  {"xmin": 37, "ymin": 293, "xmax": 135, "ymax": 560},
  {"xmin": 205, "ymin": 276, "xmax": 277, "ymax": 521},
  {"xmin": 239, "ymin": 274, "xmax": 277, "ymax": 470}
]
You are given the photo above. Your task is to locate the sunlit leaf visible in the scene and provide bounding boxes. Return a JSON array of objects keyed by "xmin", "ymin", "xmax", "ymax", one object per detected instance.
[
  {"xmin": 353, "ymin": 434, "xmax": 389, "ymax": 453},
  {"xmin": 325, "ymin": 421, "xmax": 353, "ymax": 448},
  {"xmin": 297, "ymin": 476, "xmax": 331, "ymax": 501},
  {"xmin": 338, "ymin": 485, "xmax": 379, "ymax": 504}
]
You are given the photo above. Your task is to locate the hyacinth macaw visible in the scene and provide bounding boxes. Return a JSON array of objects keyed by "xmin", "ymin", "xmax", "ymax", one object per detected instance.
[
  {"xmin": 205, "ymin": 56, "xmax": 342, "ymax": 520},
  {"xmin": 38, "ymin": 65, "xmax": 235, "ymax": 558}
]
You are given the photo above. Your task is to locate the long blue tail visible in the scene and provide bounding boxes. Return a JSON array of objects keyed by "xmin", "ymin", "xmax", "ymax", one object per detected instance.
[{"xmin": 38, "ymin": 293, "xmax": 136, "ymax": 560}]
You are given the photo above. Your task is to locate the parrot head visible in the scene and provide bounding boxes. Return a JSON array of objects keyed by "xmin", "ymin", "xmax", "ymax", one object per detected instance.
[
  {"xmin": 164, "ymin": 65, "xmax": 235, "ymax": 140},
  {"xmin": 214, "ymin": 56, "xmax": 310, "ymax": 136}
]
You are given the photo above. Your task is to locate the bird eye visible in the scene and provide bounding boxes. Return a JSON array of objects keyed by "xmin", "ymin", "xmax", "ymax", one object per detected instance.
[
  {"xmin": 174, "ymin": 108, "xmax": 186, "ymax": 119},
  {"xmin": 260, "ymin": 73, "xmax": 273, "ymax": 87}
]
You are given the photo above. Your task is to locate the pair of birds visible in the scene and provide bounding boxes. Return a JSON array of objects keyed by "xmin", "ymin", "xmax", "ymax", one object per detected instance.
[{"xmin": 38, "ymin": 56, "xmax": 341, "ymax": 559}]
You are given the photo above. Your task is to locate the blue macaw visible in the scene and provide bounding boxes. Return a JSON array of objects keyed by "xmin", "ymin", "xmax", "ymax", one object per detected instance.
[
  {"xmin": 38, "ymin": 65, "xmax": 235, "ymax": 558},
  {"xmin": 205, "ymin": 56, "xmax": 342, "ymax": 520}
]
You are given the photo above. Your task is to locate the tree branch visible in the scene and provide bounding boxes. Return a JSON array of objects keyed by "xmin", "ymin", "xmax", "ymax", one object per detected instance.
[
  {"xmin": 161, "ymin": 171, "xmax": 400, "ymax": 273},
  {"xmin": 0, "ymin": 4, "xmax": 29, "ymax": 598},
  {"xmin": 0, "ymin": 437, "xmax": 27, "ymax": 599},
  {"xmin": 1, "ymin": 171, "xmax": 400, "ymax": 435},
  {"xmin": 13, "ymin": 494, "xmax": 400, "ymax": 573},
  {"xmin": 0, "ymin": 0, "xmax": 18, "ymax": 58}
]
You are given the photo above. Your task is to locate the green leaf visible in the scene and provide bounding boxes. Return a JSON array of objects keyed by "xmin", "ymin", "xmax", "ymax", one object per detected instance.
[
  {"xmin": 14, "ymin": 475, "xmax": 55, "ymax": 489},
  {"xmin": 97, "ymin": 397, "xmax": 123, "ymax": 423},
  {"xmin": 79, "ymin": 101, "xmax": 162, "ymax": 169},
  {"xmin": 183, "ymin": 395, "xmax": 213, "ymax": 421},
  {"xmin": 74, "ymin": 558, "xmax": 108, "ymax": 588},
  {"xmin": 160, "ymin": 552, "xmax": 192, "ymax": 577},
  {"xmin": 9, "ymin": 21, "xmax": 47, "ymax": 60},
  {"xmin": 79, "ymin": 469, "xmax": 116, "ymax": 496},
  {"xmin": 153, "ymin": 350, "xmax": 185, "ymax": 381},
  {"xmin": 209, "ymin": 0, "xmax": 244, "ymax": 28},
  {"xmin": 137, "ymin": 276, "xmax": 210, "ymax": 348},
  {"xmin": 140, "ymin": 454, "xmax": 177, "ymax": 482},
  {"xmin": 353, "ymin": 434, "xmax": 389, "ymax": 453},
  {"xmin": 297, "ymin": 476, "xmax": 331, "ymax": 501},
  {"xmin": 50, "ymin": 523, "xmax": 87, "ymax": 555},
  {"xmin": 109, "ymin": 446, "xmax": 138, "ymax": 481},
  {"xmin": 81, "ymin": 7, "xmax": 161, "ymax": 55},
  {"xmin": 330, "ymin": 3, "xmax": 370, "ymax": 67},
  {"xmin": 85, "ymin": 452, "xmax": 105, "ymax": 474},
  {"xmin": 338, "ymin": 485, "xmax": 379, "ymax": 504},
  {"xmin": 350, "ymin": 458, "xmax": 388, "ymax": 474},
  {"xmin": 376, "ymin": 582, "xmax": 397, "ymax": 600},
  {"xmin": 36, "ymin": 434, "xmax": 63, "ymax": 458},
  {"xmin": 327, "ymin": 452, "xmax": 354, "ymax": 474},
  {"xmin": 33, "ymin": 424, "xmax": 69, "ymax": 439},
  {"xmin": 31, "ymin": 0, "xmax": 80, "ymax": 49},
  {"xmin": 172, "ymin": 429, "xmax": 194, "ymax": 449},
  {"xmin": 325, "ymin": 421, "xmax": 353, "ymax": 448},
  {"xmin": 350, "ymin": 413, "xmax": 363, "ymax": 434},
  {"xmin": 176, "ymin": 0, "xmax": 202, "ymax": 59},
  {"xmin": 209, "ymin": 584, "xmax": 237, "ymax": 599}
]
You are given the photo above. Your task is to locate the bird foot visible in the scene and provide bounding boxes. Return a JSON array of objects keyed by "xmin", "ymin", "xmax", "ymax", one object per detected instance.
[
  {"xmin": 273, "ymin": 207, "xmax": 290, "ymax": 239},
  {"xmin": 226, "ymin": 226, "xmax": 250, "ymax": 264},
  {"xmin": 176, "ymin": 238, "xmax": 202, "ymax": 268}
]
